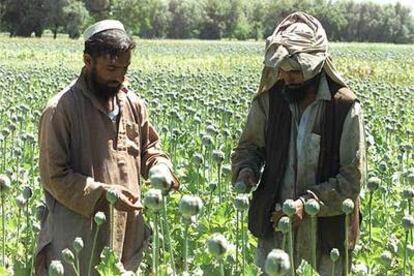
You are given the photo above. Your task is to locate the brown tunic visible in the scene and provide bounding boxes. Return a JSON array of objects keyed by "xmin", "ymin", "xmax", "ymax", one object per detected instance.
[{"xmin": 35, "ymin": 68, "xmax": 178, "ymax": 275}]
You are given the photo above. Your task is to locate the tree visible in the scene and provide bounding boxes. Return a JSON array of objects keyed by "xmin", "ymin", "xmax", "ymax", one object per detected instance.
[
  {"xmin": 112, "ymin": 0, "xmax": 170, "ymax": 38},
  {"xmin": 111, "ymin": 0, "xmax": 141, "ymax": 35},
  {"xmin": 199, "ymin": 0, "xmax": 228, "ymax": 39},
  {"xmin": 46, "ymin": 0, "xmax": 69, "ymax": 39},
  {"xmin": 233, "ymin": 12, "xmax": 251, "ymax": 40},
  {"xmin": 167, "ymin": 0, "xmax": 202, "ymax": 38},
  {"xmin": 2, "ymin": 0, "xmax": 48, "ymax": 37},
  {"xmin": 86, "ymin": 0, "xmax": 110, "ymax": 20},
  {"xmin": 245, "ymin": 0, "xmax": 268, "ymax": 40},
  {"xmin": 310, "ymin": 0, "xmax": 347, "ymax": 41},
  {"xmin": 64, "ymin": 1, "xmax": 90, "ymax": 39}
]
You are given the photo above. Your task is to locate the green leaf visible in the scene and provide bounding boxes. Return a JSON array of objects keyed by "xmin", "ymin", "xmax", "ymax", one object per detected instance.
[
  {"xmin": 13, "ymin": 257, "xmax": 31, "ymax": 276},
  {"xmin": 95, "ymin": 247, "xmax": 123, "ymax": 276},
  {"xmin": 0, "ymin": 266, "xmax": 10, "ymax": 276},
  {"xmin": 296, "ymin": 259, "xmax": 319, "ymax": 276}
]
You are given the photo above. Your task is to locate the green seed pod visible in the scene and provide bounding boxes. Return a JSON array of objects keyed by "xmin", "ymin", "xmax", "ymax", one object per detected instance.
[
  {"xmin": 149, "ymin": 165, "xmax": 171, "ymax": 192},
  {"xmin": 206, "ymin": 125, "xmax": 219, "ymax": 136},
  {"xmin": 22, "ymin": 186, "xmax": 32, "ymax": 200},
  {"xmin": 1, "ymin": 128, "xmax": 10, "ymax": 138},
  {"xmin": 179, "ymin": 195, "xmax": 203, "ymax": 218},
  {"xmin": 72, "ymin": 237, "xmax": 84, "ymax": 254},
  {"xmin": 36, "ymin": 202, "xmax": 47, "ymax": 221},
  {"xmin": 212, "ymin": 150, "xmax": 225, "ymax": 163},
  {"xmin": 143, "ymin": 189, "xmax": 163, "ymax": 211},
  {"xmin": 94, "ymin": 211, "xmax": 106, "ymax": 226},
  {"xmin": 264, "ymin": 249, "xmax": 290, "ymax": 275},
  {"xmin": 234, "ymin": 194, "xmax": 249, "ymax": 211},
  {"xmin": 0, "ymin": 174, "xmax": 11, "ymax": 193},
  {"xmin": 407, "ymin": 173, "xmax": 414, "ymax": 185},
  {"xmin": 352, "ymin": 263, "xmax": 368, "ymax": 275},
  {"xmin": 61, "ymin": 248, "xmax": 75, "ymax": 264},
  {"xmin": 201, "ymin": 135, "xmax": 213, "ymax": 147},
  {"xmin": 277, "ymin": 216, "xmax": 290, "ymax": 234},
  {"xmin": 402, "ymin": 215, "xmax": 414, "ymax": 230},
  {"xmin": 234, "ymin": 180, "xmax": 247, "ymax": 193},
  {"xmin": 105, "ymin": 188, "xmax": 119, "ymax": 205},
  {"xmin": 181, "ymin": 216, "xmax": 195, "ymax": 225},
  {"xmin": 193, "ymin": 153, "xmax": 204, "ymax": 166},
  {"xmin": 379, "ymin": 161, "xmax": 387, "ymax": 172},
  {"xmin": 304, "ymin": 199, "xmax": 320, "ymax": 217},
  {"xmin": 386, "ymin": 240, "xmax": 398, "ymax": 254},
  {"xmin": 330, "ymin": 248, "xmax": 340, "ymax": 262},
  {"xmin": 15, "ymin": 194, "xmax": 27, "ymax": 209},
  {"xmin": 33, "ymin": 222, "xmax": 41, "ymax": 233},
  {"xmin": 206, "ymin": 233, "xmax": 228, "ymax": 258},
  {"xmin": 342, "ymin": 199, "xmax": 354, "ymax": 215},
  {"xmin": 402, "ymin": 188, "xmax": 414, "ymax": 200},
  {"xmin": 48, "ymin": 260, "xmax": 64, "ymax": 276},
  {"xmin": 367, "ymin": 177, "xmax": 380, "ymax": 192},
  {"xmin": 208, "ymin": 182, "xmax": 217, "ymax": 192},
  {"xmin": 282, "ymin": 199, "xmax": 296, "ymax": 217},
  {"xmin": 221, "ymin": 164, "xmax": 231, "ymax": 176},
  {"xmin": 379, "ymin": 251, "xmax": 392, "ymax": 267}
]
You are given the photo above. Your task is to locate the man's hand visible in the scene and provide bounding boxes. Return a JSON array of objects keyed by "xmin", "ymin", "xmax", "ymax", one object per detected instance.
[
  {"xmin": 271, "ymin": 199, "xmax": 304, "ymax": 228},
  {"xmin": 236, "ymin": 167, "xmax": 258, "ymax": 188},
  {"xmin": 104, "ymin": 184, "xmax": 143, "ymax": 213}
]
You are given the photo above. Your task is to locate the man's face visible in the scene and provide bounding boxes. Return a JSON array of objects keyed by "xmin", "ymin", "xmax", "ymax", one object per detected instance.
[
  {"xmin": 277, "ymin": 68, "xmax": 304, "ymax": 88},
  {"xmin": 85, "ymin": 50, "xmax": 131, "ymax": 100},
  {"xmin": 278, "ymin": 68, "xmax": 320, "ymax": 103}
]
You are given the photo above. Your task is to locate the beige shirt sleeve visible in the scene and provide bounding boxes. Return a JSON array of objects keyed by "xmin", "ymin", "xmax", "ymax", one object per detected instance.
[
  {"xmin": 231, "ymin": 94, "xmax": 268, "ymax": 182},
  {"xmin": 39, "ymin": 101, "xmax": 105, "ymax": 218},
  {"xmin": 307, "ymin": 101, "xmax": 365, "ymax": 217}
]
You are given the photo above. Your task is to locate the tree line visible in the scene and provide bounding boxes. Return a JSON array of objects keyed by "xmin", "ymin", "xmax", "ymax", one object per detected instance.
[{"xmin": 0, "ymin": 0, "xmax": 413, "ymax": 43}]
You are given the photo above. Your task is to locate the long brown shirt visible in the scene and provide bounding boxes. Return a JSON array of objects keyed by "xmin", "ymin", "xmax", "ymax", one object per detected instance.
[{"xmin": 35, "ymin": 68, "xmax": 177, "ymax": 275}]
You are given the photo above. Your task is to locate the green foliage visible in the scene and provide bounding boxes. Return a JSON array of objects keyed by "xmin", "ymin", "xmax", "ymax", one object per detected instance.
[
  {"xmin": 2, "ymin": 0, "xmax": 48, "ymax": 37},
  {"xmin": 167, "ymin": 0, "xmax": 202, "ymax": 38},
  {"xmin": 64, "ymin": 1, "xmax": 90, "ymax": 39},
  {"xmin": 1, "ymin": 0, "xmax": 414, "ymax": 42},
  {"xmin": 95, "ymin": 247, "xmax": 123, "ymax": 276},
  {"xmin": 296, "ymin": 259, "xmax": 318, "ymax": 276}
]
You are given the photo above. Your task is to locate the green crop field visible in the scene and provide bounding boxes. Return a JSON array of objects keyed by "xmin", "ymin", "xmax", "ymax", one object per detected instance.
[{"xmin": 0, "ymin": 37, "xmax": 413, "ymax": 275}]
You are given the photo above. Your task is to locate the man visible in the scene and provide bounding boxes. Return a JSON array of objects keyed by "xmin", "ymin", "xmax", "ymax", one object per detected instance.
[
  {"xmin": 231, "ymin": 12, "xmax": 365, "ymax": 275},
  {"xmin": 35, "ymin": 20, "xmax": 179, "ymax": 275}
]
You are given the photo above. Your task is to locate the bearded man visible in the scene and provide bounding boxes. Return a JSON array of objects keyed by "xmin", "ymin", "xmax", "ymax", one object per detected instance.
[
  {"xmin": 232, "ymin": 12, "xmax": 365, "ymax": 275},
  {"xmin": 35, "ymin": 20, "xmax": 179, "ymax": 275}
]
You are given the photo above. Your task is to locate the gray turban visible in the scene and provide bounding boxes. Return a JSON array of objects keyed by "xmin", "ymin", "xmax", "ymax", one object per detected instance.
[{"xmin": 257, "ymin": 12, "xmax": 347, "ymax": 94}]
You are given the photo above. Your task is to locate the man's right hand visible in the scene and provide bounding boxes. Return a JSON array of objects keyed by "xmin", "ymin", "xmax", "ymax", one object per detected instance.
[
  {"xmin": 236, "ymin": 167, "xmax": 258, "ymax": 187},
  {"xmin": 103, "ymin": 185, "xmax": 143, "ymax": 213}
]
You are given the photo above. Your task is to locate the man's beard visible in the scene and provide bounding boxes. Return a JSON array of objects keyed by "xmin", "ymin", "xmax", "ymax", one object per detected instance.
[
  {"xmin": 90, "ymin": 67, "xmax": 122, "ymax": 100},
  {"xmin": 282, "ymin": 73, "xmax": 321, "ymax": 103}
]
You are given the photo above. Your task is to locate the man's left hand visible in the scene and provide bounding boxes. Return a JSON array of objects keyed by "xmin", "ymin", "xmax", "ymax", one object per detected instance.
[{"xmin": 271, "ymin": 199, "xmax": 304, "ymax": 228}]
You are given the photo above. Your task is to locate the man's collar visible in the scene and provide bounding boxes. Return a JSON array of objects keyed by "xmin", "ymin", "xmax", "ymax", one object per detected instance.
[{"xmin": 315, "ymin": 72, "xmax": 331, "ymax": 101}]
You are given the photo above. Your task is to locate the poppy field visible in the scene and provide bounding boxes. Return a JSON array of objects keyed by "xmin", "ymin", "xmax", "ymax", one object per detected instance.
[{"xmin": 0, "ymin": 37, "xmax": 413, "ymax": 275}]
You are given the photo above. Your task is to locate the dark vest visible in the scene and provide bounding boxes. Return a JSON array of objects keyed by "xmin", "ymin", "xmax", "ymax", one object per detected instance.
[{"xmin": 248, "ymin": 77, "xmax": 361, "ymax": 254}]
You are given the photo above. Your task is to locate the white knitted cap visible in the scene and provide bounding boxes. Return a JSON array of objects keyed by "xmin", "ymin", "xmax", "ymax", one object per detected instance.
[{"xmin": 83, "ymin": 19, "xmax": 125, "ymax": 40}]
